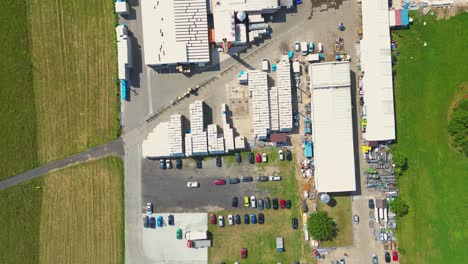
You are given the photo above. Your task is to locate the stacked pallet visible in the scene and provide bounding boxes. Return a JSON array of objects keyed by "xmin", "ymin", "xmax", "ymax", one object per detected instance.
[
  {"xmin": 276, "ymin": 60, "xmax": 293, "ymax": 132},
  {"xmin": 249, "ymin": 71, "xmax": 270, "ymax": 140},
  {"xmin": 221, "ymin": 104, "xmax": 236, "ymax": 152},
  {"xmin": 269, "ymin": 86, "xmax": 279, "ymax": 131},
  {"xmin": 169, "ymin": 114, "xmax": 184, "ymax": 157},
  {"xmin": 207, "ymin": 124, "xmax": 225, "ymax": 154},
  {"xmin": 185, "ymin": 100, "xmax": 208, "ymax": 156}
]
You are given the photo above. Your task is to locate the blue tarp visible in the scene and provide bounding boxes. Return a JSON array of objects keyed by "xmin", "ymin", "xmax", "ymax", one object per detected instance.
[
  {"xmin": 401, "ymin": 9, "xmax": 409, "ymax": 26},
  {"xmin": 120, "ymin": 80, "xmax": 128, "ymax": 101},
  {"xmin": 304, "ymin": 141, "xmax": 313, "ymax": 158}
]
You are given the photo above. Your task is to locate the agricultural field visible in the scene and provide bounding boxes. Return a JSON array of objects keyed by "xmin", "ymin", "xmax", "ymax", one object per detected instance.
[
  {"xmin": 317, "ymin": 196, "xmax": 353, "ymax": 247},
  {"xmin": 209, "ymin": 148, "xmax": 314, "ymax": 263},
  {"xmin": 0, "ymin": 157, "xmax": 124, "ymax": 264},
  {"xmin": 0, "ymin": 0, "xmax": 119, "ymax": 180},
  {"xmin": 392, "ymin": 12, "xmax": 468, "ymax": 264}
]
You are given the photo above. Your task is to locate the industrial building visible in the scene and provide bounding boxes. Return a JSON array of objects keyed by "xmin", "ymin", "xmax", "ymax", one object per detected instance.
[
  {"xmin": 249, "ymin": 71, "xmax": 271, "ymax": 140},
  {"xmin": 141, "ymin": 0, "xmax": 210, "ymax": 66},
  {"xmin": 389, "ymin": 9, "xmax": 409, "ymax": 28},
  {"xmin": 309, "ymin": 62, "xmax": 356, "ymax": 193},
  {"xmin": 361, "ymin": 0, "xmax": 396, "ymax": 142},
  {"xmin": 116, "ymin": 24, "xmax": 132, "ymax": 80}
]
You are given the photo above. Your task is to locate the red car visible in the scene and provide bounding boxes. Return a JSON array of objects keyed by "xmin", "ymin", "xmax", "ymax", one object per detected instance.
[
  {"xmin": 280, "ymin": 199, "xmax": 286, "ymax": 209},
  {"xmin": 392, "ymin": 250, "xmax": 398, "ymax": 261},
  {"xmin": 313, "ymin": 249, "xmax": 321, "ymax": 259},
  {"xmin": 256, "ymin": 153, "xmax": 262, "ymax": 163},
  {"xmin": 213, "ymin": 179, "xmax": 226, "ymax": 185},
  {"xmin": 210, "ymin": 213, "xmax": 216, "ymax": 225},
  {"xmin": 241, "ymin": 248, "xmax": 248, "ymax": 259}
]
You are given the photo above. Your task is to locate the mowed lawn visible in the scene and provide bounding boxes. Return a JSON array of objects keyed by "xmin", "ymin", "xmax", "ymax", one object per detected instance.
[
  {"xmin": 392, "ymin": 13, "xmax": 468, "ymax": 263},
  {"xmin": 0, "ymin": 0, "xmax": 119, "ymax": 180},
  {"xmin": 0, "ymin": 157, "xmax": 124, "ymax": 264},
  {"xmin": 209, "ymin": 148, "xmax": 314, "ymax": 263}
]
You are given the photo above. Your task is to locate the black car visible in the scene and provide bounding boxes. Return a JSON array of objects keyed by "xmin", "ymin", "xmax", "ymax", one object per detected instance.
[
  {"xmin": 272, "ymin": 198, "xmax": 279, "ymax": 210},
  {"xmin": 244, "ymin": 213, "xmax": 250, "ymax": 224},
  {"xmin": 301, "ymin": 201, "xmax": 308, "ymax": 212},
  {"xmin": 241, "ymin": 176, "xmax": 253, "ymax": 182},
  {"xmin": 256, "ymin": 176, "xmax": 268, "ymax": 182},
  {"xmin": 258, "ymin": 213, "xmax": 264, "ymax": 224},
  {"xmin": 143, "ymin": 215, "xmax": 149, "ymax": 228},
  {"xmin": 229, "ymin": 178, "xmax": 240, "ymax": 184},
  {"xmin": 368, "ymin": 199, "xmax": 375, "ymax": 209},
  {"xmin": 176, "ymin": 158, "xmax": 182, "ymax": 169},
  {"xmin": 149, "ymin": 217, "xmax": 156, "ymax": 229},
  {"xmin": 168, "ymin": 214, "xmax": 174, "ymax": 225},
  {"xmin": 232, "ymin": 197, "xmax": 238, "ymax": 207},
  {"xmin": 292, "ymin": 218, "xmax": 298, "ymax": 229},
  {"xmin": 216, "ymin": 156, "xmax": 222, "ymax": 167},
  {"xmin": 264, "ymin": 197, "xmax": 271, "ymax": 209},
  {"xmin": 286, "ymin": 150, "xmax": 292, "ymax": 161},
  {"xmin": 248, "ymin": 152, "xmax": 255, "ymax": 164},
  {"xmin": 258, "ymin": 199, "xmax": 264, "ymax": 210},
  {"xmin": 286, "ymin": 200, "xmax": 291, "ymax": 209},
  {"xmin": 235, "ymin": 214, "xmax": 241, "ymax": 225},
  {"xmin": 160, "ymin": 159, "xmax": 166, "ymax": 170},
  {"xmin": 196, "ymin": 159, "xmax": 202, "ymax": 169},
  {"xmin": 235, "ymin": 153, "xmax": 242, "ymax": 163},
  {"xmin": 385, "ymin": 252, "xmax": 391, "ymax": 263}
]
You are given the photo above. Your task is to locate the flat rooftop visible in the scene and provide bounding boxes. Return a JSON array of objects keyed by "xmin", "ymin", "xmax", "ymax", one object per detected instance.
[
  {"xmin": 211, "ymin": 0, "xmax": 280, "ymax": 12},
  {"xmin": 141, "ymin": 0, "xmax": 210, "ymax": 65},
  {"xmin": 310, "ymin": 62, "xmax": 356, "ymax": 193}
]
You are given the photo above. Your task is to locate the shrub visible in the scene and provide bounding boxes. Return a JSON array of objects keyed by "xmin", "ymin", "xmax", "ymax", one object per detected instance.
[
  {"xmin": 448, "ymin": 99, "xmax": 468, "ymax": 156},
  {"xmin": 390, "ymin": 197, "xmax": 409, "ymax": 218}
]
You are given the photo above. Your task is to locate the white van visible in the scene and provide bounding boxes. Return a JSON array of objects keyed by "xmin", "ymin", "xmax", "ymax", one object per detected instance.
[
  {"xmin": 300, "ymin": 42, "xmax": 308, "ymax": 56},
  {"xmin": 317, "ymin": 42, "xmax": 323, "ymax": 53},
  {"xmin": 262, "ymin": 58, "xmax": 269, "ymax": 72}
]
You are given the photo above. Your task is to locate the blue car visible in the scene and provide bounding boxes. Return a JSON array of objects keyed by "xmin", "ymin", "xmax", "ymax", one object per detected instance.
[
  {"xmin": 251, "ymin": 213, "xmax": 257, "ymax": 224},
  {"xmin": 296, "ymin": 0, "xmax": 303, "ymax": 4},
  {"xmin": 244, "ymin": 214, "xmax": 250, "ymax": 224},
  {"xmin": 157, "ymin": 216, "xmax": 163, "ymax": 227},
  {"xmin": 149, "ymin": 217, "xmax": 156, "ymax": 229}
]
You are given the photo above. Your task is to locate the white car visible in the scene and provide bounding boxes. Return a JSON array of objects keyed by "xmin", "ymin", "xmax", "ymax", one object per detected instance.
[
  {"xmin": 218, "ymin": 215, "xmax": 224, "ymax": 227},
  {"xmin": 250, "ymin": 196, "xmax": 256, "ymax": 208},
  {"xmin": 166, "ymin": 159, "xmax": 172, "ymax": 169},
  {"xmin": 228, "ymin": 214, "xmax": 234, "ymax": 225},
  {"xmin": 187, "ymin": 182, "xmax": 200, "ymax": 188},
  {"xmin": 262, "ymin": 153, "xmax": 267, "ymax": 162},
  {"xmin": 146, "ymin": 203, "xmax": 153, "ymax": 214},
  {"xmin": 278, "ymin": 150, "xmax": 284, "ymax": 161},
  {"xmin": 294, "ymin": 41, "xmax": 300, "ymax": 52},
  {"xmin": 269, "ymin": 176, "xmax": 282, "ymax": 181}
]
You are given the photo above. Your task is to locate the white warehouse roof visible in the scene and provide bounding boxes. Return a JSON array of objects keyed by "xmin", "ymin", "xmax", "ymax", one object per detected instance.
[
  {"xmin": 116, "ymin": 24, "xmax": 132, "ymax": 80},
  {"xmin": 310, "ymin": 62, "xmax": 356, "ymax": 193},
  {"xmin": 249, "ymin": 71, "xmax": 270, "ymax": 139},
  {"xmin": 360, "ymin": 0, "xmax": 396, "ymax": 141},
  {"xmin": 141, "ymin": 0, "xmax": 210, "ymax": 65}
]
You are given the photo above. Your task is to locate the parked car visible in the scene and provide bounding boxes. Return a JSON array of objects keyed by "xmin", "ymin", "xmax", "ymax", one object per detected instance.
[
  {"xmin": 384, "ymin": 252, "xmax": 391, "ymax": 263},
  {"xmin": 241, "ymin": 176, "xmax": 253, "ymax": 182},
  {"xmin": 262, "ymin": 58, "xmax": 269, "ymax": 72},
  {"xmin": 166, "ymin": 159, "xmax": 172, "ymax": 169},
  {"xmin": 257, "ymin": 176, "xmax": 269, "ymax": 182},
  {"xmin": 262, "ymin": 153, "xmax": 267, "ymax": 162},
  {"xmin": 235, "ymin": 153, "xmax": 242, "ymax": 163},
  {"xmin": 196, "ymin": 159, "xmax": 202, "ymax": 169},
  {"xmin": 313, "ymin": 249, "xmax": 321, "ymax": 259},
  {"xmin": 250, "ymin": 196, "xmax": 256, "ymax": 208},
  {"xmin": 286, "ymin": 150, "xmax": 292, "ymax": 161},
  {"xmin": 235, "ymin": 214, "xmax": 241, "ymax": 224},
  {"xmin": 244, "ymin": 213, "xmax": 250, "ymax": 224},
  {"xmin": 269, "ymin": 176, "xmax": 282, "ymax": 181},
  {"xmin": 249, "ymin": 152, "xmax": 255, "ymax": 164},
  {"xmin": 228, "ymin": 214, "xmax": 234, "ymax": 225},
  {"xmin": 175, "ymin": 158, "xmax": 182, "ymax": 169},
  {"xmin": 241, "ymin": 248, "xmax": 248, "ymax": 259},
  {"xmin": 218, "ymin": 215, "xmax": 224, "ymax": 227},
  {"xmin": 258, "ymin": 213, "xmax": 265, "ymax": 224},
  {"xmin": 285, "ymin": 200, "xmax": 291, "ymax": 209},
  {"xmin": 146, "ymin": 202, "xmax": 153, "ymax": 214},
  {"xmin": 160, "ymin": 159, "xmax": 166, "ymax": 170},
  {"xmin": 168, "ymin": 214, "xmax": 174, "ymax": 225},
  {"xmin": 354, "ymin": 214, "xmax": 359, "ymax": 224},
  {"xmin": 157, "ymin": 216, "xmax": 163, "ymax": 227},
  {"xmin": 232, "ymin": 196, "xmax": 238, "ymax": 207},
  {"xmin": 278, "ymin": 149, "xmax": 284, "ymax": 160},
  {"xmin": 264, "ymin": 197, "xmax": 271, "ymax": 209},
  {"xmin": 244, "ymin": 196, "xmax": 250, "ymax": 207},
  {"xmin": 372, "ymin": 255, "xmax": 378, "ymax": 264},
  {"xmin": 296, "ymin": 0, "xmax": 303, "ymax": 4},
  {"xmin": 187, "ymin": 182, "xmax": 200, "ymax": 188},
  {"xmin": 308, "ymin": 41, "xmax": 314, "ymax": 53},
  {"xmin": 317, "ymin": 42, "xmax": 323, "ymax": 53},
  {"xmin": 143, "ymin": 215, "xmax": 149, "ymax": 228},
  {"xmin": 368, "ymin": 199, "xmax": 375, "ymax": 209},
  {"xmin": 250, "ymin": 213, "xmax": 257, "ymax": 224},
  {"xmin": 210, "ymin": 213, "xmax": 216, "ymax": 224},
  {"xmin": 292, "ymin": 218, "xmax": 298, "ymax": 229},
  {"xmin": 216, "ymin": 156, "xmax": 222, "ymax": 167},
  {"xmin": 294, "ymin": 41, "xmax": 300, "ymax": 52},
  {"xmin": 258, "ymin": 199, "xmax": 264, "ymax": 210},
  {"xmin": 339, "ymin": 258, "xmax": 345, "ymax": 264},
  {"xmin": 229, "ymin": 178, "xmax": 240, "ymax": 184},
  {"xmin": 149, "ymin": 217, "xmax": 156, "ymax": 228},
  {"xmin": 213, "ymin": 179, "xmax": 226, "ymax": 185},
  {"xmin": 280, "ymin": 199, "xmax": 286, "ymax": 209},
  {"xmin": 176, "ymin": 228, "xmax": 182, "ymax": 239},
  {"xmin": 392, "ymin": 250, "xmax": 398, "ymax": 261},
  {"xmin": 256, "ymin": 153, "xmax": 262, "ymax": 163},
  {"xmin": 272, "ymin": 198, "xmax": 279, "ymax": 210},
  {"xmin": 302, "ymin": 201, "xmax": 309, "ymax": 212}
]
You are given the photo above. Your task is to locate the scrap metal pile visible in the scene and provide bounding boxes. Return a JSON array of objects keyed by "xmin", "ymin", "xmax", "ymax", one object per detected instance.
[{"xmin": 363, "ymin": 145, "xmax": 398, "ymax": 192}]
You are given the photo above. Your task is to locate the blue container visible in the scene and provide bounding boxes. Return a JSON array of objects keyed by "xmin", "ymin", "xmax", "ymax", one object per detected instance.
[{"xmin": 120, "ymin": 80, "xmax": 128, "ymax": 101}]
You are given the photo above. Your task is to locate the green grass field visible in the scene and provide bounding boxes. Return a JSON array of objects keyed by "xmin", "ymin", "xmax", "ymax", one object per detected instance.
[
  {"xmin": 317, "ymin": 196, "xmax": 352, "ymax": 247},
  {"xmin": 0, "ymin": 157, "xmax": 124, "ymax": 264},
  {"xmin": 392, "ymin": 13, "xmax": 468, "ymax": 263},
  {"xmin": 0, "ymin": 0, "xmax": 119, "ymax": 180}
]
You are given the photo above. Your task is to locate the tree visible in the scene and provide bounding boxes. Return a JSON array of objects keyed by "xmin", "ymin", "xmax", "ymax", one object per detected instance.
[
  {"xmin": 448, "ymin": 98, "xmax": 468, "ymax": 156},
  {"xmin": 390, "ymin": 197, "xmax": 409, "ymax": 218},
  {"xmin": 307, "ymin": 211, "xmax": 336, "ymax": 241}
]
